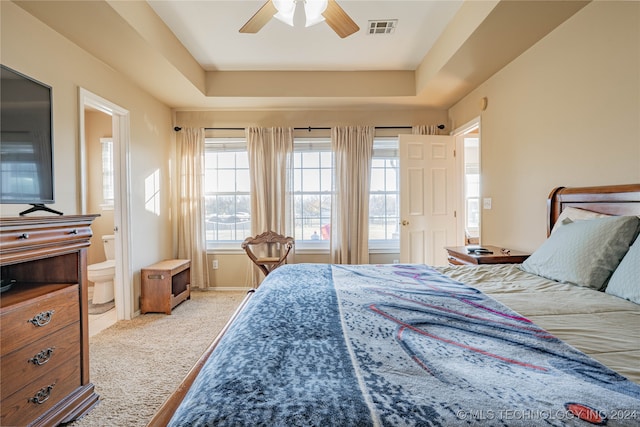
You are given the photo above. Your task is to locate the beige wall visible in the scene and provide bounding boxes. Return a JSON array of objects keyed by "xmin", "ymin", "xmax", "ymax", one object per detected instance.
[
  {"xmin": 175, "ymin": 109, "xmax": 449, "ymax": 131},
  {"xmin": 1, "ymin": 1, "xmax": 175, "ymax": 312},
  {"xmin": 206, "ymin": 252, "xmax": 397, "ymax": 289},
  {"xmin": 448, "ymin": 0, "xmax": 640, "ymax": 253}
]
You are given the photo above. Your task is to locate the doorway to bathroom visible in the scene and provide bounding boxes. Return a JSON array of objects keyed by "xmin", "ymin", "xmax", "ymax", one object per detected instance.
[
  {"xmin": 79, "ymin": 88, "xmax": 133, "ymax": 335},
  {"xmin": 454, "ymin": 117, "xmax": 481, "ymax": 246}
]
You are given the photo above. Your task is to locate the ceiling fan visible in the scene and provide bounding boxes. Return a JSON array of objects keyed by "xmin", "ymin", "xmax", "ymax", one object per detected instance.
[{"xmin": 240, "ymin": 0, "xmax": 360, "ymax": 39}]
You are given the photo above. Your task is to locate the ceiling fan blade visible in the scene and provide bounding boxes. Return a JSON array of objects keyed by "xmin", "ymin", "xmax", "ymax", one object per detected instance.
[
  {"xmin": 239, "ymin": 0, "xmax": 277, "ymax": 34},
  {"xmin": 323, "ymin": 0, "xmax": 359, "ymax": 38}
]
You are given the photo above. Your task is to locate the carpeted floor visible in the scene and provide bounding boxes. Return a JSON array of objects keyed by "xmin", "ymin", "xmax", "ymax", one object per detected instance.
[{"xmin": 68, "ymin": 290, "xmax": 248, "ymax": 427}]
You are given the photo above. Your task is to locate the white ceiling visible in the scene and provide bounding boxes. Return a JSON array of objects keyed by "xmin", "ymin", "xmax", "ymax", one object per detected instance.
[{"xmin": 147, "ymin": 0, "xmax": 463, "ymax": 72}]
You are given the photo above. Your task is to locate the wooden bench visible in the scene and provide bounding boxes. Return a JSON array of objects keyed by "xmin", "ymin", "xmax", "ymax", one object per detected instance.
[{"xmin": 141, "ymin": 259, "xmax": 190, "ymax": 314}]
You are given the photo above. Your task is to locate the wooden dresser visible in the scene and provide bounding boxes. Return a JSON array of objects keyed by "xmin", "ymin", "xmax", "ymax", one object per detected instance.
[{"xmin": 0, "ymin": 215, "xmax": 99, "ymax": 426}]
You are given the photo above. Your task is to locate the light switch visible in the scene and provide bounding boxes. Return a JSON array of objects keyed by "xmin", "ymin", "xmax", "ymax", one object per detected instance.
[{"xmin": 483, "ymin": 198, "xmax": 492, "ymax": 210}]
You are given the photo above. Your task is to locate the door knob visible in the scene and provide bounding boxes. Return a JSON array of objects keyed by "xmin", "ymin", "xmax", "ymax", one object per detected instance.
[{"xmin": 400, "ymin": 220, "xmax": 410, "ymax": 226}]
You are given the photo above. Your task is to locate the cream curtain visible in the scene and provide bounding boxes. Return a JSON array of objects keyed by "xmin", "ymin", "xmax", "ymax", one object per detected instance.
[
  {"xmin": 330, "ymin": 126, "xmax": 374, "ymax": 264},
  {"xmin": 177, "ymin": 127, "xmax": 210, "ymax": 289},
  {"xmin": 246, "ymin": 127, "xmax": 294, "ymax": 282},
  {"xmin": 412, "ymin": 125, "xmax": 440, "ymax": 135}
]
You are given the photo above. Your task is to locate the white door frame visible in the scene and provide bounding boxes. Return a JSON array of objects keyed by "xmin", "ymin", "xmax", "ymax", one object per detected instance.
[
  {"xmin": 453, "ymin": 117, "xmax": 481, "ymax": 246},
  {"xmin": 79, "ymin": 88, "xmax": 133, "ymax": 321}
]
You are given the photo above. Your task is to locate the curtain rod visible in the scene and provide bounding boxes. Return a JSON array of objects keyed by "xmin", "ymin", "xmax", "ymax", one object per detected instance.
[{"xmin": 173, "ymin": 125, "xmax": 445, "ymax": 132}]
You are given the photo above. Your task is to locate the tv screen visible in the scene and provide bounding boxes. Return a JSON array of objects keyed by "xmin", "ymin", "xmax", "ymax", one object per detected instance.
[{"xmin": 0, "ymin": 65, "xmax": 55, "ymax": 205}]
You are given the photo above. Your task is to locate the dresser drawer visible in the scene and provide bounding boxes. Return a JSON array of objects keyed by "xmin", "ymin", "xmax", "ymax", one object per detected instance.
[
  {"xmin": 0, "ymin": 358, "xmax": 82, "ymax": 427},
  {"xmin": 1, "ymin": 322, "xmax": 80, "ymax": 399},
  {"xmin": 0, "ymin": 285, "xmax": 79, "ymax": 356},
  {"xmin": 0, "ymin": 223, "xmax": 92, "ymax": 254}
]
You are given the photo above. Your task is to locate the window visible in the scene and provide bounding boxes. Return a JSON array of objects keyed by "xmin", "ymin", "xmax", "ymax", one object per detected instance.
[
  {"xmin": 100, "ymin": 138, "xmax": 114, "ymax": 208},
  {"xmin": 293, "ymin": 139, "xmax": 333, "ymax": 245},
  {"xmin": 369, "ymin": 139, "xmax": 400, "ymax": 249},
  {"xmin": 204, "ymin": 139, "xmax": 251, "ymax": 248},
  {"xmin": 204, "ymin": 136, "xmax": 400, "ymax": 253},
  {"xmin": 292, "ymin": 137, "xmax": 400, "ymax": 252}
]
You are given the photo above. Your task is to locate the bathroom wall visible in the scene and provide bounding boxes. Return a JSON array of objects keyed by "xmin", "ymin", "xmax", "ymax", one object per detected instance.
[{"xmin": 85, "ymin": 110, "xmax": 114, "ymax": 265}]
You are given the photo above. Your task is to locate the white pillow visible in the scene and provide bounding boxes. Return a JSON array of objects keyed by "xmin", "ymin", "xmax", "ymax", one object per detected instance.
[
  {"xmin": 522, "ymin": 215, "xmax": 640, "ymax": 290},
  {"xmin": 552, "ymin": 207, "xmax": 611, "ymax": 233},
  {"xmin": 605, "ymin": 235, "xmax": 640, "ymax": 304}
]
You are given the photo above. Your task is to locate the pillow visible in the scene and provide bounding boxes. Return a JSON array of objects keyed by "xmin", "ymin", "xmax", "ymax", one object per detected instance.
[
  {"xmin": 521, "ymin": 215, "xmax": 640, "ymax": 290},
  {"xmin": 605, "ymin": 234, "xmax": 640, "ymax": 303},
  {"xmin": 552, "ymin": 207, "xmax": 611, "ymax": 233}
]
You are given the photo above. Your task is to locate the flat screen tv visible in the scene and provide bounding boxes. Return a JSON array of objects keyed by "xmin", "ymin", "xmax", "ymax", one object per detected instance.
[{"xmin": 0, "ymin": 65, "xmax": 61, "ymax": 215}]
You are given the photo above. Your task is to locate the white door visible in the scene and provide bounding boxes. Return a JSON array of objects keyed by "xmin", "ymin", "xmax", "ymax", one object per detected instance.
[{"xmin": 399, "ymin": 134, "xmax": 457, "ymax": 266}]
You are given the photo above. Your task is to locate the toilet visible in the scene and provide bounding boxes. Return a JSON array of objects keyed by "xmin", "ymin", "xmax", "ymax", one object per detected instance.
[{"xmin": 88, "ymin": 235, "xmax": 116, "ymax": 305}]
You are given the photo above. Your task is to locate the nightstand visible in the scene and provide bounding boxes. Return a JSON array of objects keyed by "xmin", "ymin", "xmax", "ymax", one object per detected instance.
[{"xmin": 445, "ymin": 245, "xmax": 530, "ymax": 266}]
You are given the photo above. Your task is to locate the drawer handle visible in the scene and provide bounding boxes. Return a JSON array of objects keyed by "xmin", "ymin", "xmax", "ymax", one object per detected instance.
[
  {"xmin": 148, "ymin": 274, "xmax": 164, "ymax": 280},
  {"xmin": 27, "ymin": 310, "xmax": 55, "ymax": 327},
  {"xmin": 28, "ymin": 347, "xmax": 56, "ymax": 366},
  {"xmin": 29, "ymin": 383, "xmax": 55, "ymax": 405},
  {"xmin": 18, "ymin": 233, "xmax": 30, "ymax": 239}
]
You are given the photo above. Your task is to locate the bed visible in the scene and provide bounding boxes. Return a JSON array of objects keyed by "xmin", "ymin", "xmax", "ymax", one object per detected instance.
[{"xmin": 149, "ymin": 184, "xmax": 640, "ymax": 426}]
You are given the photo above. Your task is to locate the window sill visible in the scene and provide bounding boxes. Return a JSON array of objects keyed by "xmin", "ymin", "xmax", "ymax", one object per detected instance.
[
  {"xmin": 369, "ymin": 240, "xmax": 400, "ymax": 254},
  {"xmin": 207, "ymin": 242, "xmax": 244, "ymax": 254},
  {"xmin": 369, "ymin": 247, "xmax": 400, "ymax": 255},
  {"xmin": 207, "ymin": 242, "xmax": 399, "ymax": 256},
  {"xmin": 295, "ymin": 242, "xmax": 399, "ymax": 255}
]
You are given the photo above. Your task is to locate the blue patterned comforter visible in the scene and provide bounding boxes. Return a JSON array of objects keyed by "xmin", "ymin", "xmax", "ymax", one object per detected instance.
[{"xmin": 168, "ymin": 264, "xmax": 640, "ymax": 426}]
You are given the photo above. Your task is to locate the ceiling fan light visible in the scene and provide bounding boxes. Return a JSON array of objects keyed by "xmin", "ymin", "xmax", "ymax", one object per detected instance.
[
  {"xmin": 304, "ymin": 0, "xmax": 328, "ymax": 27},
  {"xmin": 273, "ymin": 0, "xmax": 295, "ymax": 27}
]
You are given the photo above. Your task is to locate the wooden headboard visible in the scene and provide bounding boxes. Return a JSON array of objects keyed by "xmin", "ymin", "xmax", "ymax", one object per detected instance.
[{"xmin": 547, "ymin": 184, "xmax": 640, "ymax": 236}]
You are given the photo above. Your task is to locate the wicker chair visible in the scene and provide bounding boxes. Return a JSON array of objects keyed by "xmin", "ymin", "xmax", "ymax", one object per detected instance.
[{"xmin": 242, "ymin": 231, "xmax": 295, "ymax": 277}]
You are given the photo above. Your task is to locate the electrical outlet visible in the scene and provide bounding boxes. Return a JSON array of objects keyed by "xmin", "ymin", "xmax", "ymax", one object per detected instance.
[
  {"xmin": 483, "ymin": 198, "xmax": 492, "ymax": 210},
  {"xmin": 212, "ymin": 260, "xmax": 219, "ymax": 269},
  {"xmin": 392, "ymin": 259, "xmax": 399, "ymax": 264}
]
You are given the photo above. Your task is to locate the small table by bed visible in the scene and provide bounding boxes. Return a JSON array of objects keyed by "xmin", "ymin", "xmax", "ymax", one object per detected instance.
[{"xmin": 445, "ymin": 245, "xmax": 530, "ymax": 265}]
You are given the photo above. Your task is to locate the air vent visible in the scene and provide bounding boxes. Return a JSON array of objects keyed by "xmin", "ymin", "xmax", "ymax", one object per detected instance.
[{"xmin": 367, "ymin": 20, "xmax": 397, "ymax": 35}]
